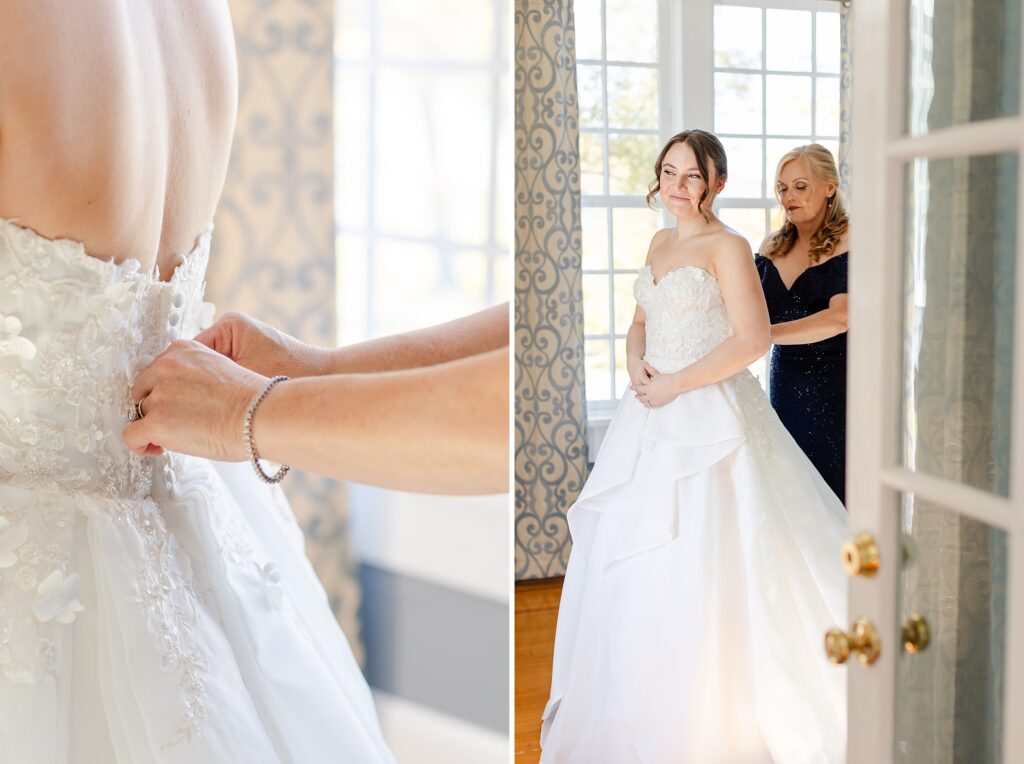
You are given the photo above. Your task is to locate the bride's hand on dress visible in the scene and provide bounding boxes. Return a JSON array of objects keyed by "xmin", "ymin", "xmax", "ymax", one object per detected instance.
[
  {"xmin": 626, "ymin": 357, "xmax": 659, "ymax": 389},
  {"xmin": 633, "ymin": 371, "xmax": 684, "ymax": 408},
  {"xmin": 195, "ymin": 312, "xmax": 331, "ymax": 379},
  {"xmin": 123, "ymin": 340, "xmax": 267, "ymax": 460}
]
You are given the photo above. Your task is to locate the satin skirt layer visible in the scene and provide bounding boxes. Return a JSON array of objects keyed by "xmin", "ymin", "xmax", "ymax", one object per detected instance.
[
  {"xmin": 0, "ymin": 456, "xmax": 395, "ymax": 764},
  {"xmin": 540, "ymin": 369, "xmax": 848, "ymax": 764}
]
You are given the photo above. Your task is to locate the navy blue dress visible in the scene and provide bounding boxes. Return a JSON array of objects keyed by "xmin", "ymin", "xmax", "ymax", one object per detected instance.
[{"xmin": 755, "ymin": 252, "xmax": 848, "ymax": 505}]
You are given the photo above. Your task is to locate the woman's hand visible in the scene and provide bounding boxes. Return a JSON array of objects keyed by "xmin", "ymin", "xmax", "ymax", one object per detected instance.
[
  {"xmin": 195, "ymin": 312, "xmax": 331, "ymax": 378},
  {"xmin": 633, "ymin": 371, "xmax": 685, "ymax": 408},
  {"xmin": 627, "ymin": 356, "xmax": 659, "ymax": 388},
  {"xmin": 123, "ymin": 340, "xmax": 269, "ymax": 460}
]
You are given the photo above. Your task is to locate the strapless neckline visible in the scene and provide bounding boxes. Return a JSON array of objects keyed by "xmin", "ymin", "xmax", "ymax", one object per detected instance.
[
  {"xmin": 0, "ymin": 216, "xmax": 213, "ymax": 287},
  {"xmin": 642, "ymin": 262, "xmax": 718, "ymax": 287}
]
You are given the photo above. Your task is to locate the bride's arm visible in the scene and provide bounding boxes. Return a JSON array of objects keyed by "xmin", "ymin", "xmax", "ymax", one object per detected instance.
[
  {"xmin": 124, "ymin": 343, "xmax": 508, "ymax": 495},
  {"xmin": 196, "ymin": 304, "xmax": 509, "ymax": 378},
  {"xmin": 634, "ymin": 235, "xmax": 769, "ymax": 407}
]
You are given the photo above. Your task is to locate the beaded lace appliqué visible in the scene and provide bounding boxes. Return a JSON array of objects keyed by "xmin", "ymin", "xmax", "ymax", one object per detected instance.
[{"xmin": 0, "ymin": 218, "xmax": 218, "ymax": 747}]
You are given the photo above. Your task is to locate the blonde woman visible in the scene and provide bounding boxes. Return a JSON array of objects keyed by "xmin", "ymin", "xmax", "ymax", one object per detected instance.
[{"xmin": 756, "ymin": 144, "xmax": 850, "ymax": 504}]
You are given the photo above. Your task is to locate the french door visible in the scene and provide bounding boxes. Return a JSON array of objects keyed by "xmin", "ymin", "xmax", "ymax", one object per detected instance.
[{"xmin": 843, "ymin": 0, "xmax": 1023, "ymax": 762}]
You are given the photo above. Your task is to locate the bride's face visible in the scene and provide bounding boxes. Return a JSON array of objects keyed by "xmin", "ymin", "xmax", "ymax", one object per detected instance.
[{"xmin": 658, "ymin": 142, "xmax": 723, "ymax": 219}]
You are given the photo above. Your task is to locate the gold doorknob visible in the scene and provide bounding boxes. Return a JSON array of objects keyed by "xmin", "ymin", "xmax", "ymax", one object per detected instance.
[
  {"xmin": 825, "ymin": 617, "xmax": 881, "ymax": 666},
  {"xmin": 841, "ymin": 532, "xmax": 880, "ymax": 577},
  {"xmin": 901, "ymin": 614, "xmax": 930, "ymax": 654}
]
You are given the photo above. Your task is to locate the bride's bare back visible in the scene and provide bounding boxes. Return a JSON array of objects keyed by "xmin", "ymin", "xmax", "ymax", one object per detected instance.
[{"xmin": 0, "ymin": 0, "xmax": 237, "ymax": 280}]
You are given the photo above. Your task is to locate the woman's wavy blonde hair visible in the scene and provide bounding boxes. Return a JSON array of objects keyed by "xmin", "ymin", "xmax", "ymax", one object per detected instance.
[{"xmin": 761, "ymin": 144, "xmax": 848, "ymax": 263}]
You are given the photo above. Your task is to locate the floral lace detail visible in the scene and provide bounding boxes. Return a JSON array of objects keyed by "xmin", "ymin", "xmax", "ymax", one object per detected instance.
[
  {"xmin": 732, "ymin": 370, "xmax": 777, "ymax": 457},
  {"xmin": 0, "ymin": 217, "xmax": 215, "ymax": 500},
  {"xmin": 105, "ymin": 495, "xmax": 207, "ymax": 749},
  {"xmin": 161, "ymin": 455, "xmax": 310, "ymax": 639},
  {"xmin": 0, "ymin": 218, "xmax": 217, "ymax": 745},
  {"xmin": 634, "ymin": 265, "xmax": 734, "ymax": 369},
  {"xmin": 0, "ymin": 494, "xmax": 74, "ymax": 685}
]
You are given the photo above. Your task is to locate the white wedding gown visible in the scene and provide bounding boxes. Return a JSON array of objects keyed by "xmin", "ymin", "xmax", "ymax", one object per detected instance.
[
  {"xmin": 0, "ymin": 218, "xmax": 395, "ymax": 763},
  {"xmin": 540, "ymin": 264, "xmax": 848, "ymax": 764}
]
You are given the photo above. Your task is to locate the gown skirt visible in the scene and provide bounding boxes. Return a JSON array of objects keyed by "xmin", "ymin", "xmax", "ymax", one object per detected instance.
[{"xmin": 540, "ymin": 365, "xmax": 848, "ymax": 764}]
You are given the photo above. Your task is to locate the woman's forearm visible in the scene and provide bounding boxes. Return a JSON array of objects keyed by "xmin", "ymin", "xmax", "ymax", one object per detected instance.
[
  {"xmin": 771, "ymin": 306, "xmax": 847, "ymax": 345},
  {"xmin": 329, "ymin": 303, "xmax": 509, "ymax": 374},
  {"xmin": 253, "ymin": 347, "xmax": 509, "ymax": 494}
]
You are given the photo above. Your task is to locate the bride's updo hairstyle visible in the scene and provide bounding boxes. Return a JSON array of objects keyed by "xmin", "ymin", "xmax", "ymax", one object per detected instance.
[
  {"xmin": 645, "ymin": 129, "xmax": 728, "ymax": 222},
  {"xmin": 762, "ymin": 143, "xmax": 849, "ymax": 264}
]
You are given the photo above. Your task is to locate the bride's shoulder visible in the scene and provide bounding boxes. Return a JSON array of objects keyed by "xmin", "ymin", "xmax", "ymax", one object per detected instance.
[
  {"xmin": 711, "ymin": 227, "xmax": 753, "ymax": 258},
  {"xmin": 643, "ymin": 227, "xmax": 674, "ymax": 264}
]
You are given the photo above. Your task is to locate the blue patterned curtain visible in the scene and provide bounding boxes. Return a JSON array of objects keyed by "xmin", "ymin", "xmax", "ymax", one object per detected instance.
[
  {"xmin": 514, "ymin": 0, "xmax": 589, "ymax": 580},
  {"xmin": 839, "ymin": 1, "xmax": 851, "ymax": 199},
  {"xmin": 209, "ymin": 1, "xmax": 364, "ymax": 662}
]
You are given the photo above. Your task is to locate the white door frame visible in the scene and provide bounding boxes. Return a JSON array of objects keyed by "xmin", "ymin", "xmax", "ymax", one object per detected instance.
[{"xmin": 847, "ymin": 1, "xmax": 1024, "ymax": 761}]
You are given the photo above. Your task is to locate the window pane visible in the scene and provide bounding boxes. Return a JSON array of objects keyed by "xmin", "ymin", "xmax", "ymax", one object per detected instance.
[
  {"xmin": 336, "ymin": 66, "xmax": 370, "ymax": 229},
  {"xmin": 585, "ymin": 339, "xmax": 612, "ymax": 401},
  {"xmin": 901, "ymin": 153, "xmax": 1017, "ymax": 495},
  {"xmin": 766, "ymin": 74, "xmax": 812, "ymax": 135},
  {"xmin": 769, "ymin": 204, "xmax": 787, "ymax": 233},
  {"xmin": 718, "ymin": 207, "xmax": 767, "ymax": 253},
  {"xmin": 374, "ymin": 69, "xmax": 492, "ymax": 242},
  {"xmin": 606, "ymin": 0, "xmax": 658, "ymax": 62},
  {"xmin": 614, "ymin": 338, "xmax": 630, "ymax": 397},
  {"xmin": 766, "ymin": 137, "xmax": 802, "ymax": 191},
  {"xmin": 574, "ymin": 0, "xmax": 603, "ymax": 60},
  {"xmin": 818, "ymin": 139, "xmax": 840, "ymax": 166},
  {"xmin": 607, "ymin": 66, "xmax": 658, "ymax": 129},
  {"xmin": 492, "ymin": 253, "xmax": 510, "ymax": 306},
  {"xmin": 582, "ymin": 208, "xmax": 610, "ymax": 270},
  {"xmin": 581, "ymin": 133, "xmax": 607, "ymax": 195},
  {"xmin": 337, "ymin": 0, "xmax": 371, "ymax": 61},
  {"xmin": 816, "ymin": 11, "xmax": 841, "ymax": 74},
  {"xmin": 452, "ymin": 249, "xmax": 489, "ymax": 297},
  {"xmin": 714, "ymin": 73, "xmax": 763, "ymax": 135},
  {"xmin": 906, "ymin": 0, "xmax": 1021, "ymax": 135},
  {"xmin": 578, "ymin": 65, "xmax": 606, "ymax": 127},
  {"xmin": 583, "ymin": 274, "xmax": 611, "ymax": 335},
  {"xmin": 373, "ymin": 239, "xmax": 484, "ymax": 334},
  {"xmin": 720, "ymin": 137, "xmax": 764, "ymax": 198},
  {"xmin": 816, "ymin": 77, "xmax": 840, "ymax": 137},
  {"xmin": 613, "ymin": 273, "xmax": 637, "ymax": 334},
  {"xmin": 714, "ymin": 5, "xmax": 762, "ymax": 69},
  {"xmin": 612, "ymin": 208, "xmax": 661, "ymax": 269},
  {"xmin": 894, "ymin": 495, "xmax": 1007, "ymax": 763},
  {"xmin": 379, "ymin": 0, "xmax": 493, "ymax": 62},
  {"xmin": 766, "ymin": 9, "xmax": 812, "ymax": 72},
  {"xmin": 608, "ymin": 134, "xmax": 658, "ymax": 195}
]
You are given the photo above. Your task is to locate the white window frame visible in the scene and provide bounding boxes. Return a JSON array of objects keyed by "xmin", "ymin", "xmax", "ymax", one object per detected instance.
[{"xmin": 586, "ymin": 0, "xmax": 843, "ymax": 449}]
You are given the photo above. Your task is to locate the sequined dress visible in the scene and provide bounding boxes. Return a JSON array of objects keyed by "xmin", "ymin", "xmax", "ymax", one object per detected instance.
[
  {"xmin": 755, "ymin": 252, "xmax": 848, "ymax": 504},
  {"xmin": 539, "ymin": 264, "xmax": 848, "ymax": 764},
  {"xmin": 0, "ymin": 218, "xmax": 395, "ymax": 763}
]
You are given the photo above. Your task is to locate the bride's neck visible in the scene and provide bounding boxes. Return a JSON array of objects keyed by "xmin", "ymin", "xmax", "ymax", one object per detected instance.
[{"xmin": 673, "ymin": 213, "xmax": 716, "ymax": 240}]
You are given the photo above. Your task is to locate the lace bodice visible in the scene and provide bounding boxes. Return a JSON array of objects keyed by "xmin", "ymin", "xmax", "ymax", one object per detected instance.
[
  {"xmin": 634, "ymin": 264, "xmax": 733, "ymax": 372},
  {"xmin": 0, "ymin": 218, "xmax": 216, "ymax": 500}
]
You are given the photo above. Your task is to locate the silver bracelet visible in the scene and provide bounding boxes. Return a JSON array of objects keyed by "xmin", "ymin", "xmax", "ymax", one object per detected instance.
[{"xmin": 243, "ymin": 375, "xmax": 291, "ymax": 484}]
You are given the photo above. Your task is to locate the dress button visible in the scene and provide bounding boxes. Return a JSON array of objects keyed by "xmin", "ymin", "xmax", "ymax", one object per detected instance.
[
  {"xmin": 168, "ymin": 311, "xmax": 181, "ymax": 326},
  {"xmin": 171, "ymin": 292, "xmax": 185, "ymax": 309},
  {"xmin": 167, "ymin": 327, "xmax": 181, "ymax": 341}
]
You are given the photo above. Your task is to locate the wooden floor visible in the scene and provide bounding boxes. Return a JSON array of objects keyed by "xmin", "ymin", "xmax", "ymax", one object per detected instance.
[{"xmin": 514, "ymin": 576, "xmax": 563, "ymax": 764}]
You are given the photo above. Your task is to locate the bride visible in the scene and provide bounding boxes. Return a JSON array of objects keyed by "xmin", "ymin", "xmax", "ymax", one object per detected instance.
[
  {"xmin": 539, "ymin": 130, "xmax": 848, "ymax": 764},
  {"xmin": 0, "ymin": 2, "xmax": 393, "ymax": 762}
]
